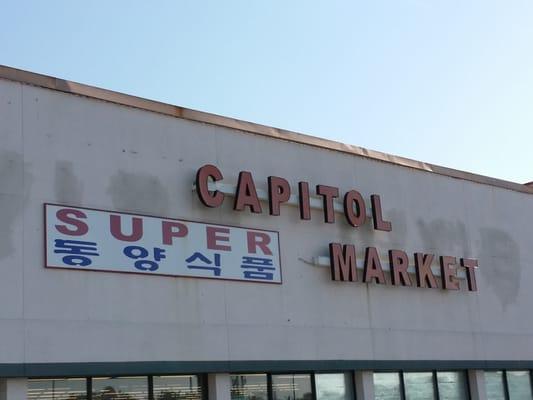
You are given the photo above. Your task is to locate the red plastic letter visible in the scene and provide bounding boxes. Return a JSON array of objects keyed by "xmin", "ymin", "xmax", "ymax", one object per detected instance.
[
  {"xmin": 55, "ymin": 208, "xmax": 88, "ymax": 236},
  {"xmin": 234, "ymin": 171, "xmax": 262, "ymax": 213},
  {"xmin": 371, "ymin": 195, "xmax": 392, "ymax": 232},
  {"xmin": 329, "ymin": 243, "xmax": 358, "ymax": 282},
  {"xmin": 196, "ymin": 164, "xmax": 225, "ymax": 208},
  {"xmin": 316, "ymin": 185, "xmax": 339, "ymax": 223},
  {"xmin": 162, "ymin": 221, "xmax": 189, "ymax": 245},
  {"xmin": 247, "ymin": 231, "xmax": 272, "ymax": 255},
  {"xmin": 110, "ymin": 215, "xmax": 143, "ymax": 242},
  {"xmin": 268, "ymin": 176, "xmax": 291, "ymax": 216},
  {"xmin": 298, "ymin": 182, "xmax": 311, "ymax": 220},
  {"xmin": 206, "ymin": 226, "xmax": 231, "ymax": 251}
]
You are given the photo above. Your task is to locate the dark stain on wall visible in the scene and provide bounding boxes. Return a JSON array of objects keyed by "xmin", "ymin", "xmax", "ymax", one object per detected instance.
[
  {"xmin": 480, "ymin": 228, "xmax": 520, "ymax": 308},
  {"xmin": 0, "ymin": 150, "xmax": 23, "ymax": 194},
  {"xmin": 417, "ymin": 219, "xmax": 471, "ymax": 256},
  {"xmin": 386, "ymin": 208, "xmax": 408, "ymax": 246},
  {"xmin": 0, "ymin": 195, "xmax": 21, "ymax": 260},
  {"xmin": 54, "ymin": 161, "xmax": 83, "ymax": 204},
  {"xmin": 0, "ymin": 151, "xmax": 31, "ymax": 260},
  {"xmin": 107, "ymin": 170, "xmax": 169, "ymax": 216}
]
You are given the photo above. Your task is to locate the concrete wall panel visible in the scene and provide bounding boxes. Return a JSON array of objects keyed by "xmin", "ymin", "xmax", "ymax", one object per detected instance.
[{"xmin": 1, "ymin": 78, "xmax": 532, "ymax": 365}]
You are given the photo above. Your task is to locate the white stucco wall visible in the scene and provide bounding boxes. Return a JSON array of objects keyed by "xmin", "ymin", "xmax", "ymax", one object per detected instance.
[{"xmin": 0, "ymin": 77, "xmax": 532, "ymax": 365}]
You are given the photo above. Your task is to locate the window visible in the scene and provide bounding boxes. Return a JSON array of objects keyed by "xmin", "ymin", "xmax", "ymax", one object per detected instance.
[
  {"xmin": 507, "ymin": 371, "xmax": 533, "ymax": 400},
  {"xmin": 28, "ymin": 378, "xmax": 87, "ymax": 400},
  {"xmin": 403, "ymin": 372, "xmax": 435, "ymax": 400},
  {"xmin": 374, "ymin": 372, "xmax": 402, "ymax": 400},
  {"xmin": 315, "ymin": 373, "xmax": 353, "ymax": 400},
  {"xmin": 436, "ymin": 371, "xmax": 469, "ymax": 400},
  {"xmin": 92, "ymin": 377, "xmax": 149, "ymax": 400},
  {"xmin": 271, "ymin": 374, "xmax": 313, "ymax": 400},
  {"xmin": 231, "ymin": 374, "xmax": 268, "ymax": 400},
  {"xmin": 153, "ymin": 375, "xmax": 204, "ymax": 400},
  {"xmin": 485, "ymin": 371, "xmax": 506, "ymax": 400}
]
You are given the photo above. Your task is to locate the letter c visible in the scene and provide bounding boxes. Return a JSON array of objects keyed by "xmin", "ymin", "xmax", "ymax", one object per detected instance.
[{"xmin": 196, "ymin": 164, "xmax": 224, "ymax": 207}]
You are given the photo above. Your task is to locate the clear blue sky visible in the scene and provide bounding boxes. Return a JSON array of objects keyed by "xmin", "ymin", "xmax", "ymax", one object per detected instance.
[{"xmin": 2, "ymin": 0, "xmax": 533, "ymax": 183}]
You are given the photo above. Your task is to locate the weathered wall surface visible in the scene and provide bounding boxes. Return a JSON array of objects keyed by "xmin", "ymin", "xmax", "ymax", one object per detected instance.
[{"xmin": 0, "ymin": 77, "xmax": 532, "ymax": 365}]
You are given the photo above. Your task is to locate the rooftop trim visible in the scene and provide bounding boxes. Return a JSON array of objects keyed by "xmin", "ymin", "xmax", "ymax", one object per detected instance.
[{"xmin": 1, "ymin": 64, "xmax": 531, "ymax": 195}]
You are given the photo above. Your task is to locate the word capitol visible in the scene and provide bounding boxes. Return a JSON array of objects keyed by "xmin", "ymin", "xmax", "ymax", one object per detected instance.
[
  {"xmin": 195, "ymin": 164, "xmax": 392, "ymax": 230},
  {"xmin": 194, "ymin": 164, "xmax": 479, "ymax": 292}
]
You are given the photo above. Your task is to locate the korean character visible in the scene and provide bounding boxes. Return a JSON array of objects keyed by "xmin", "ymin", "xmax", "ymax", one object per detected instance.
[
  {"xmin": 123, "ymin": 245, "xmax": 166, "ymax": 271},
  {"xmin": 54, "ymin": 239, "xmax": 99, "ymax": 267},
  {"xmin": 185, "ymin": 252, "xmax": 221, "ymax": 276},
  {"xmin": 241, "ymin": 256, "xmax": 276, "ymax": 280}
]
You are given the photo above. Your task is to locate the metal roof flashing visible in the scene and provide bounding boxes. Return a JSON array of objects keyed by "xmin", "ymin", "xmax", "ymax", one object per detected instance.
[{"xmin": 1, "ymin": 64, "xmax": 531, "ymax": 195}]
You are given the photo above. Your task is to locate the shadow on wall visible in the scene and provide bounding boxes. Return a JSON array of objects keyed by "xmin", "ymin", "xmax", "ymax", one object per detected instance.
[
  {"xmin": 107, "ymin": 170, "xmax": 169, "ymax": 216},
  {"xmin": 55, "ymin": 160, "xmax": 83, "ymax": 204},
  {"xmin": 417, "ymin": 219, "xmax": 520, "ymax": 307},
  {"xmin": 54, "ymin": 163, "xmax": 171, "ymax": 217},
  {"xmin": 480, "ymin": 228, "xmax": 520, "ymax": 309},
  {"xmin": 0, "ymin": 150, "xmax": 32, "ymax": 260},
  {"xmin": 417, "ymin": 219, "xmax": 471, "ymax": 256}
]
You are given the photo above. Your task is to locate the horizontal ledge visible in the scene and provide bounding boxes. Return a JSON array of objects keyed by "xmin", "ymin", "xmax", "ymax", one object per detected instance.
[
  {"xmin": 1, "ymin": 360, "xmax": 532, "ymax": 378},
  {"xmin": 309, "ymin": 256, "xmax": 468, "ymax": 279}
]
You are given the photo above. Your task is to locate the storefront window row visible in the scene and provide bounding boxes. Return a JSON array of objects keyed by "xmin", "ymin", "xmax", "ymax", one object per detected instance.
[
  {"xmin": 25, "ymin": 369, "xmax": 533, "ymax": 400},
  {"xmin": 28, "ymin": 376, "xmax": 205, "ymax": 400}
]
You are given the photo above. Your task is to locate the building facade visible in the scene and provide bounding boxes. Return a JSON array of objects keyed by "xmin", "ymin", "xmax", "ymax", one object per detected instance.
[{"xmin": 0, "ymin": 65, "xmax": 532, "ymax": 400}]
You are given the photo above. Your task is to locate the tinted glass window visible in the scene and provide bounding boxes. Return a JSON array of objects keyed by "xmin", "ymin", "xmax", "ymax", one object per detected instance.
[
  {"xmin": 92, "ymin": 377, "xmax": 148, "ymax": 400},
  {"xmin": 374, "ymin": 373, "xmax": 402, "ymax": 400},
  {"xmin": 403, "ymin": 372, "xmax": 435, "ymax": 400},
  {"xmin": 28, "ymin": 378, "xmax": 87, "ymax": 400},
  {"xmin": 231, "ymin": 374, "xmax": 268, "ymax": 400},
  {"xmin": 436, "ymin": 371, "xmax": 469, "ymax": 400},
  {"xmin": 153, "ymin": 375, "xmax": 203, "ymax": 400},
  {"xmin": 485, "ymin": 371, "xmax": 506, "ymax": 400},
  {"xmin": 272, "ymin": 374, "xmax": 312, "ymax": 400},
  {"xmin": 315, "ymin": 373, "xmax": 353, "ymax": 400},
  {"xmin": 507, "ymin": 371, "xmax": 533, "ymax": 400}
]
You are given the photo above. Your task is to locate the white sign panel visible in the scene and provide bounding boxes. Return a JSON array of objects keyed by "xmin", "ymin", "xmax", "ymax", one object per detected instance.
[{"xmin": 45, "ymin": 204, "xmax": 282, "ymax": 283}]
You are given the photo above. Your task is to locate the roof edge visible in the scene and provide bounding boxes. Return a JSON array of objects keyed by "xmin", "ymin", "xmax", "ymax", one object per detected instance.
[{"xmin": 1, "ymin": 64, "xmax": 531, "ymax": 195}]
